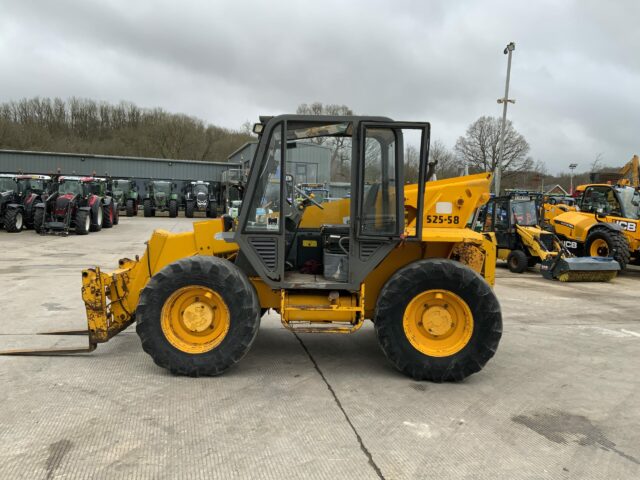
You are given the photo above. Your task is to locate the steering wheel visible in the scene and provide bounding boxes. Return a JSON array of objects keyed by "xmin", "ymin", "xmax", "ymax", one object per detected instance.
[{"xmin": 294, "ymin": 186, "xmax": 324, "ymax": 209}]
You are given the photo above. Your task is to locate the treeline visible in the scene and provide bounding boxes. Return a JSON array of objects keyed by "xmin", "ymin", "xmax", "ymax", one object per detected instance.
[{"xmin": 0, "ymin": 97, "xmax": 253, "ymax": 161}]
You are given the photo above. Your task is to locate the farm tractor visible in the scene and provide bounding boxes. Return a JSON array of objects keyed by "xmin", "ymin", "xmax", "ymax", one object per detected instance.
[
  {"xmin": 34, "ymin": 176, "xmax": 116, "ymax": 235},
  {"xmin": 478, "ymin": 193, "xmax": 619, "ymax": 281},
  {"xmin": 143, "ymin": 180, "xmax": 180, "ymax": 218},
  {"xmin": 551, "ymin": 183, "xmax": 639, "ymax": 268},
  {"xmin": 0, "ymin": 174, "xmax": 24, "ymax": 233},
  {"xmin": 2, "ymin": 115, "xmax": 504, "ymax": 383},
  {"xmin": 184, "ymin": 180, "xmax": 221, "ymax": 218},
  {"xmin": 109, "ymin": 178, "xmax": 139, "ymax": 216}
]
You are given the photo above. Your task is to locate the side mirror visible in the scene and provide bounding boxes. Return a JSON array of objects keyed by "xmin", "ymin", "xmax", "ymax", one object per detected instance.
[{"xmin": 252, "ymin": 123, "xmax": 264, "ymax": 134}]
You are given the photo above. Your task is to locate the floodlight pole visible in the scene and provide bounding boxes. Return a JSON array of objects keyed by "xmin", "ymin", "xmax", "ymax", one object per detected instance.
[
  {"xmin": 494, "ymin": 42, "xmax": 516, "ymax": 195},
  {"xmin": 569, "ymin": 163, "xmax": 578, "ymax": 194}
]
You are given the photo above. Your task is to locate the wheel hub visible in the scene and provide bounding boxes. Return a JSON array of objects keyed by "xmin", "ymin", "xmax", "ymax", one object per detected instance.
[
  {"xmin": 403, "ymin": 289, "xmax": 474, "ymax": 357},
  {"xmin": 182, "ymin": 301, "xmax": 214, "ymax": 332},
  {"xmin": 422, "ymin": 305, "xmax": 453, "ymax": 336}
]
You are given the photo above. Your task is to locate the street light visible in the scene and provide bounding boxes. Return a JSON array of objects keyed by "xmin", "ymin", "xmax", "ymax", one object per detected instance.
[
  {"xmin": 569, "ymin": 163, "xmax": 578, "ymax": 194},
  {"xmin": 494, "ymin": 41, "xmax": 516, "ymax": 195}
]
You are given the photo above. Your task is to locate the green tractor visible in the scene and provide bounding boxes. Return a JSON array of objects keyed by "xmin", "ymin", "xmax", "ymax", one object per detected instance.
[
  {"xmin": 109, "ymin": 178, "xmax": 139, "ymax": 216},
  {"xmin": 143, "ymin": 180, "xmax": 179, "ymax": 218}
]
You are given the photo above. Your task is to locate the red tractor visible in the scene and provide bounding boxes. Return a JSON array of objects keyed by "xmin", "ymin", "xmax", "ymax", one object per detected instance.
[
  {"xmin": 34, "ymin": 176, "xmax": 116, "ymax": 235},
  {"xmin": 15, "ymin": 174, "xmax": 52, "ymax": 229}
]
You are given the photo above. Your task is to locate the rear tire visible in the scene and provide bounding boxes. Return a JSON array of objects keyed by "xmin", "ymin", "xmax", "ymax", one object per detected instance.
[
  {"xmin": 374, "ymin": 259, "xmax": 502, "ymax": 382},
  {"xmin": 185, "ymin": 201, "xmax": 195, "ymax": 218},
  {"xmin": 507, "ymin": 250, "xmax": 528, "ymax": 273},
  {"xmin": 585, "ymin": 228, "xmax": 630, "ymax": 270},
  {"xmin": 75, "ymin": 210, "xmax": 90, "ymax": 235},
  {"xmin": 126, "ymin": 199, "xmax": 135, "ymax": 217},
  {"xmin": 143, "ymin": 199, "xmax": 153, "ymax": 217},
  {"xmin": 113, "ymin": 206, "xmax": 119, "ymax": 225},
  {"xmin": 4, "ymin": 208, "xmax": 24, "ymax": 233},
  {"xmin": 169, "ymin": 199, "xmax": 178, "ymax": 218},
  {"xmin": 136, "ymin": 256, "xmax": 261, "ymax": 376},
  {"xmin": 34, "ymin": 206, "xmax": 45, "ymax": 234}
]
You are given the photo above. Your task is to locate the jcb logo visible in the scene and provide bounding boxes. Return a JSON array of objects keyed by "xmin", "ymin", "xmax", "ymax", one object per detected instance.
[
  {"xmin": 563, "ymin": 241, "xmax": 578, "ymax": 249},
  {"xmin": 615, "ymin": 221, "xmax": 637, "ymax": 232}
]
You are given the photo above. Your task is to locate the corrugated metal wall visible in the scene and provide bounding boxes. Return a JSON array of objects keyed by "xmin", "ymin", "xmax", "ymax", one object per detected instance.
[{"xmin": 0, "ymin": 149, "xmax": 240, "ymax": 182}]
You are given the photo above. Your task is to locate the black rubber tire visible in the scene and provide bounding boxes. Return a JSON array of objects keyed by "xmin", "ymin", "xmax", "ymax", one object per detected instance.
[
  {"xmin": 113, "ymin": 205, "xmax": 119, "ymax": 225},
  {"xmin": 90, "ymin": 205, "xmax": 102, "ymax": 232},
  {"xmin": 24, "ymin": 199, "xmax": 39, "ymax": 228},
  {"xmin": 126, "ymin": 199, "xmax": 135, "ymax": 217},
  {"xmin": 507, "ymin": 250, "xmax": 529, "ymax": 273},
  {"xmin": 33, "ymin": 206, "xmax": 45, "ymax": 234},
  {"xmin": 168, "ymin": 199, "xmax": 178, "ymax": 218},
  {"xmin": 4, "ymin": 208, "xmax": 24, "ymax": 233},
  {"xmin": 143, "ymin": 199, "xmax": 153, "ymax": 217},
  {"xmin": 75, "ymin": 209, "xmax": 90, "ymax": 235},
  {"xmin": 185, "ymin": 201, "xmax": 195, "ymax": 218},
  {"xmin": 585, "ymin": 228, "xmax": 630, "ymax": 270},
  {"xmin": 136, "ymin": 256, "xmax": 261, "ymax": 376},
  {"xmin": 374, "ymin": 259, "xmax": 502, "ymax": 382},
  {"xmin": 102, "ymin": 204, "xmax": 114, "ymax": 228}
]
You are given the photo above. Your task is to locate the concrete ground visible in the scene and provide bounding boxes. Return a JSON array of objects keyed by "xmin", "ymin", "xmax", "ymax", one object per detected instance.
[{"xmin": 0, "ymin": 216, "xmax": 638, "ymax": 480}]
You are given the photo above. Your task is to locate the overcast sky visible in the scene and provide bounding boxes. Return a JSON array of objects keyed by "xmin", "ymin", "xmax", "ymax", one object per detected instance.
[{"xmin": 1, "ymin": 0, "xmax": 638, "ymax": 173}]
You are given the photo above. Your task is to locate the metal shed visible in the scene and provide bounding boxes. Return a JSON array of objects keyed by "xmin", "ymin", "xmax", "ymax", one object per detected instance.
[
  {"xmin": 228, "ymin": 141, "xmax": 331, "ymax": 185},
  {"xmin": 0, "ymin": 149, "xmax": 240, "ymax": 183}
]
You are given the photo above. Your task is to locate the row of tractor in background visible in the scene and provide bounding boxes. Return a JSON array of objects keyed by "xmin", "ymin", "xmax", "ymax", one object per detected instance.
[
  {"xmin": 475, "ymin": 155, "xmax": 639, "ymax": 280},
  {"xmin": 0, "ymin": 168, "xmax": 247, "ymax": 235}
]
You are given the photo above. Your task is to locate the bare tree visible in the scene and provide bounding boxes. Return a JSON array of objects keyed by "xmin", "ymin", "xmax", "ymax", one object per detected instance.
[
  {"xmin": 296, "ymin": 102, "xmax": 354, "ymax": 180},
  {"xmin": 430, "ymin": 140, "xmax": 458, "ymax": 179},
  {"xmin": 454, "ymin": 116, "xmax": 532, "ymax": 177}
]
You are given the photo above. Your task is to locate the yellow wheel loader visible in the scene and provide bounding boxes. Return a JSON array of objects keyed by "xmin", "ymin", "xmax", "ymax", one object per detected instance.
[
  {"xmin": 551, "ymin": 184, "xmax": 637, "ymax": 269},
  {"xmin": 477, "ymin": 193, "xmax": 619, "ymax": 281},
  {"xmin": 2, "ymin": 115, "xmax": 503, "ymax": 382}
]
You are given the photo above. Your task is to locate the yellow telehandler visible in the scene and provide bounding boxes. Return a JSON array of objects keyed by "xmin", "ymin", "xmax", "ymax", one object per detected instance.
[{"xmin": 2, "ymin": 115, "xmax": 503, "ymax": 382}]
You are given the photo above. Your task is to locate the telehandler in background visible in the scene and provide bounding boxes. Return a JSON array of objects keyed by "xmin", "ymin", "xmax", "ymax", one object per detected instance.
[
  {"xmin": 477, "ymin": 193, "xmax": 619, "ymax": 281},
  {"xmin": 2, "ymin": 115, "xmax": 503, "ymax": 383}
]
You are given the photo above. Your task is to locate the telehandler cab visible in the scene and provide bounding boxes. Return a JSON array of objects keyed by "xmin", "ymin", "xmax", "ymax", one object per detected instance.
[{"xmin": 2, "ymin": 115, "xmax": 503, "ymax": 382}]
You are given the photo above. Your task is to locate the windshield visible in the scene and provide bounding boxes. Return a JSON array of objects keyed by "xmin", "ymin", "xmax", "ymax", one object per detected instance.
[
  {"xmin": 194, "ymin": 184, "xmax": 208, "ymax": 195},
  {"xmin": 511, "ymin": 200, "xmax": 538, "ymax": 226},
  {"xmin": 0, "ymin": 178, "xmax": 15, "ymax": 192},
  {"xmin": 154, "ymin": 182, "xmax": 171, "ymax": 194},
  {"xmin": 59, "ymin": 180, "xmax": 83, "ymax": 196},
  {"xmin": 113, "ymin": 180, "xmax": 130, "ymax": 193},
  {"xmin": 616, "ymin": 187, "xmax": 640, "ymax": 220},
  {"xmin": 17, "ymin": 179, "xmax": 45, "ymax": 193}
]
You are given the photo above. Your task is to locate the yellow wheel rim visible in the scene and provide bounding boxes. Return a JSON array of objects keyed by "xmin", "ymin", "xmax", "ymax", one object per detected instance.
[
  {"xmin": 403, "ymin": 289, "xmax": 473, "ymax": 357},
  {"xmin": 161, "ymin": 286, "xmax": 230, "ymax": 354},
  {"xmin": 589, "ymin": 238, "xmax": 609, "ymax": 257}
]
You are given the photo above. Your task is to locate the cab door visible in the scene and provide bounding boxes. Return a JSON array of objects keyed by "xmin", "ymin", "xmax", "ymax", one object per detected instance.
[{"xmin": 349, "ymin": 122, "xmax": 430, "ymax": 286}]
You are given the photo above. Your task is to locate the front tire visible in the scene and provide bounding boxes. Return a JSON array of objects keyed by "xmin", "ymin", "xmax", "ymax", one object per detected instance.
[
  {"xmin": 4, "ymin": 208, "xmax": 24, "ymax": 233},
  {"xmin": 374, "ymin": 259, "xmax": 502, "ymax": 382},
  {"xmin": 126, "ymin": 199, "xmax": 135, "ymax": 216},
  {"xmin": 102, "ymin": 204, "xmax": 114, "ymax": 228},
  {"xmin": 507, "ymin": 249, "xmax": 529, "ymax": 273},
  {"xmin": 168, "ymin": 199, "xmax": 178, "ymax": 218},
  {"xmin": 143, "ymin": 199, "xmax": 153, "ymax": 217},
  {"xmin": 34, "ymin": 206, "xmax": 45, "ymax": 234},
  {"xmin": 75, "ymin": 210, "xmax": 90, "ymax": 235},
  {"xmin": 90, "ymin": 205, "xmax": 103, "ymax": 232},
  {"xmin": 185, "ymin": 201, "xmax": 195, "ymax": 218},
  {"xmin": 136, "ymin": 256, "xmax": 261, "ymax": 376},
  {"xmin": 585, "ymin": 228, "xmax": 630, "ymax": 270}
]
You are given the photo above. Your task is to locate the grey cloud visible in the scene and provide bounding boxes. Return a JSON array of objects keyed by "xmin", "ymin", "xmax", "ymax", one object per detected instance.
[{"xmin": 1, "ymin": 0, "xmax": 638, "ymax": 172}]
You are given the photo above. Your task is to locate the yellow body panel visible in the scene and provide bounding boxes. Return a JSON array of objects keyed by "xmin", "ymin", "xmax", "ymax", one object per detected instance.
[{"xmin": 552, "ymin": 210, "xmax": 640, "ymax": 252}]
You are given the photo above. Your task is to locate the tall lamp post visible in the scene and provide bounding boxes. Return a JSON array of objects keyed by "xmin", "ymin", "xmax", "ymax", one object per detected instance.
[
  {"xmin": 569, "ymin": 163, "xmax": 578, "ymax": 194},
  {"xmin": 494, "ymin": 42, "xmax": 516, "ymax": 195}
]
